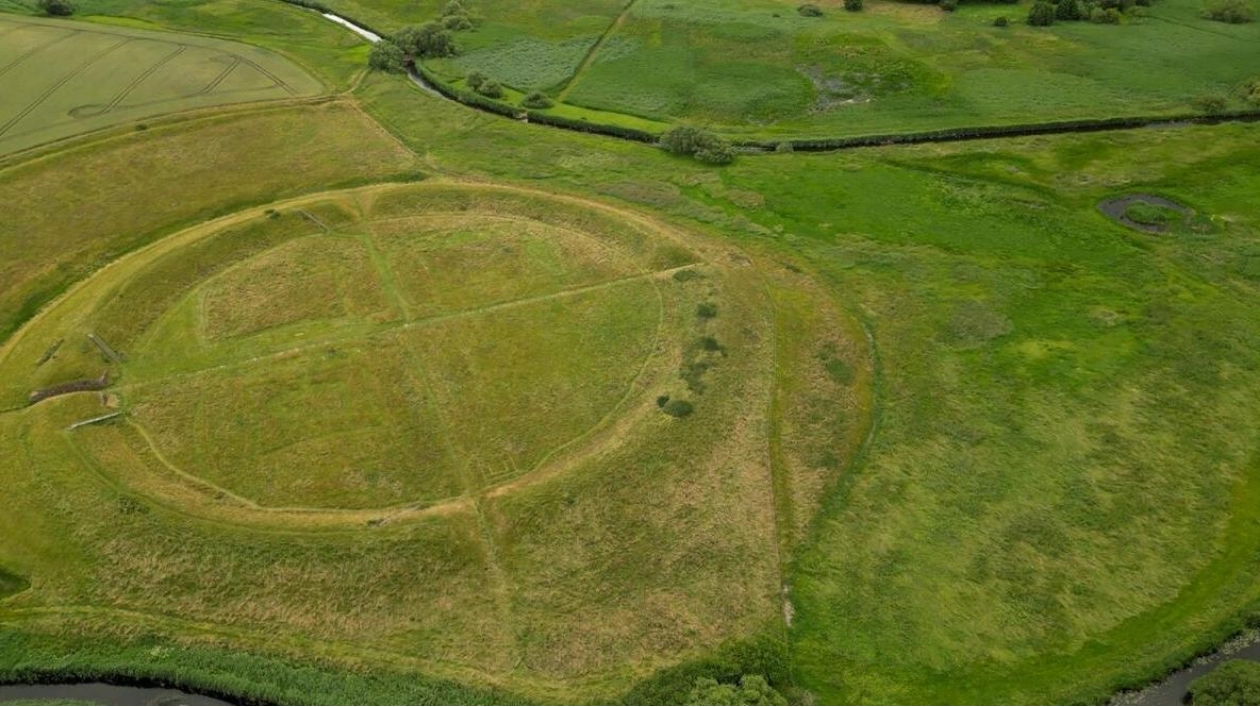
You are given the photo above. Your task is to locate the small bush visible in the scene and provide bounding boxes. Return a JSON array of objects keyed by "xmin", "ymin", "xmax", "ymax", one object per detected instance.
[
  {"xmin": 1192, "ymin": 93, "xmax": 1229, "ymax": 114},
  {"xmin": 797, "ymin": 3, "xmax": 824, "ymax": 16},
  {"xmin": 699, "ymin": 336, "xmax": 723, "ymax": 352},
  {"xmin": 367, "ymin": 40, "xmax": 406, "ymax": 73},
  {"xmin": 466, "ymin": 71, "xmax": 488, "ymax": 90},
  {"xmin": 442, "ymin": 0, "xmax": 466, "ymax": 14},
  {"xmin": 37, "ymin": 0, "xmax": 74, "ymax": 15},
  {"xmin": 940, "ymin": 0, "xmax": 959, "ymax": 11},
  {"xmin": 1124, "ymin": 202, "xmax": 1180, "ymax": 226},
  {"xmin": 1237, "ymin": 76, "xmax": 1260, "ymax": 104},
  {"xmin": 1028, "ymin": 1, "xmax": 1057, "ymax": 23},
  {"xmin": 475, "ymin": 80, "xmax": 503, "ymax": 98},
  {"xmin": 696, "ymin": 303, "xmax": 718, "ymax": 319},
  {"xmin": 1202, "ymin": 0, "xmax": 1255, "ymax": 21},
  {"xmin": 521, "ymin": 90, "xmax": 554, "ymax": 109},
  {"xmin": 845, "ymin": 0, "xmax": 864, "ymax": 10},
  {"xmin": 994, "ymin": 14, "xmax": 1010, "ymax": 24},
  {"xmin": 656, "ymin": 395, "xmax": 671, "ymax": 408},
  {"xmin": 1190, "ymin": 661, "xmax": 1260, "ymax": 705},
  {"xmin": 442, "ymin": 13, "xmax": 473, "ymax": 30},
  {"xmin": 662, "ymin": 400, "xmax": 695, "ymax": 418},
  {"xmin": 695, "ymin": 143, "xmax": 736, "ymax": 165},
  {"xmin": 775, "ymin": 141, "xmax": 795, "ymax": 153}
]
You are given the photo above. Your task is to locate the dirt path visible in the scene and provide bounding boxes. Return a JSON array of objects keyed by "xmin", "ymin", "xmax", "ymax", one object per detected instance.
[{"xmin": 555, "ymin": 0, "xmax": 639, "ymax": 101}]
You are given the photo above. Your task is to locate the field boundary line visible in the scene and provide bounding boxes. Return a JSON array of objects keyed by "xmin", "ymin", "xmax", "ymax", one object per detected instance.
[
  {"xmin": 100, "ymin": 45, "xmax": 187, "ymax": 113},
  {"xmin": 0, "ymin": 28, "xmax": 79, "ymax": 80},
  {"xmin": 0, "ymin": 37, "xmax": 131, "ymax": 138},
  {"xmin": 238, "ymin": 56, "xmax": 297, "ymax": 95},
  {"xmin": 555, "ymin": 0, "xmax": 639, "ymax": 101},
  {"xmin": 198, "ymin": 56, "xmax": 242, "ymax": 95}
]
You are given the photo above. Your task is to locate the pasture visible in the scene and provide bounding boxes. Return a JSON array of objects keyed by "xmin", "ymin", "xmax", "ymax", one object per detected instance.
[
  {"xmin": 2, "ymin": 0, "xmax": 1260, "ymax": 703},
  {"xmin": 0, "ymin": 15, "xmax": 323, "ymax": 156},
  {"xmin": 383, "ymin": 0, "xmax": 1260, "ymax": 136}
]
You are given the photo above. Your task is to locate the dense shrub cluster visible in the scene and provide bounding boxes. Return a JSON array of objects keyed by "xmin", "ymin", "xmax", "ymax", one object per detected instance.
[
  {"xmin": 37, "ymin": 0, "xmax": 74, "ymax": 15},
  {"xmin": 686, "ymin": 675, "xmax": 785, "ymax": 705},
  {"xmin": 660, "ymin": 126, "xmax": 736, "ymax": 165},
  {"xmin": 440, "ymin": 0, "xmax": 476, "ymax": 30},
  {"xmin": 1201, "ymin": 0, "xmax": 1256, "ymax": 22},
  {"xmin": 1190, "ymin": 661, "xmax": 1260, "ymax": 705},
  {"xmin": 394, "ymin": 23, "xmax": 456, "ymax": 59},
  {"xmin": 1027, "ymin": 0, "xmax": 1144, "ymax": 25},
  {"xmin": 521, "ymin": 90, "xmax": 554, "ymax": 109},
  {"xmin": 367, "ymin": 41, "xmax": 406, "ymax": 73}
]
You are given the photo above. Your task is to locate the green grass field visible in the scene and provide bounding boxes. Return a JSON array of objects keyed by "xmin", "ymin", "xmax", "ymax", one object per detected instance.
[
  {"xmin": 0, "ymin": 14, "xmax": 325, "ymax": 156},
  {"xmin": 379, "ymin": 0, "xmax": 1260, "ymax": 137},
  {"xmin": 2, "ymin": 0, "xmax": 1260, "ymax": 703}
]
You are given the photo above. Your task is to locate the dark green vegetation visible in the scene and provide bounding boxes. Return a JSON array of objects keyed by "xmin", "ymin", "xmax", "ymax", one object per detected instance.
[
  {"xmin": 1202, "ymin": 0, "xmax": 1256, "ymax": 21},
  {"xmin": 2, "ymin": 0, "xmax": 1260, "ymax": 704},
  {"xmin": 1190, "ymin": 660, "xmax": 1260, "ymax": 704}
]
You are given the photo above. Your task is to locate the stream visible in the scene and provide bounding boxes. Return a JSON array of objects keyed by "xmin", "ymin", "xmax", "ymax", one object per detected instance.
[
  {"xmin": 1113, "ymin": 633, "xmax": 1260, "ymax": 706},
  {"xmin": 0, "ymin": 682, "xmax": 231, "ymax": 705}
]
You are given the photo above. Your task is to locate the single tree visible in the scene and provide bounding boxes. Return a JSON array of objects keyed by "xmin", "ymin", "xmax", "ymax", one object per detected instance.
[
  {"xmin": 1028, "ymin": 1, "xmax": 1057, "ymax": 24},
  {"xmin": 1056, "ymin": 0, "xmax": 1085, "ymax": 20}
]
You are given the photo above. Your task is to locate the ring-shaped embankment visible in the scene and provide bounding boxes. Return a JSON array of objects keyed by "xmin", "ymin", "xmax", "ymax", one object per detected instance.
[{"xmin": 0, "ymin": 181, "xmax": 763, "ymax": 530}]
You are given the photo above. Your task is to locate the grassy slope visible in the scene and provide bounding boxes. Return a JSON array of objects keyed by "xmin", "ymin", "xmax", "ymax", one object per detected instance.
[
  {"xmin": 359, "ymin": 74, "xmax": 1260, "ymax": 703},
  {"xmin": 0, "ymin": 100, "xmax": 421, "ymax": 345},
  {"xmin": 0, "ymin": 175, "xmax": 793, "ymax": 703}
]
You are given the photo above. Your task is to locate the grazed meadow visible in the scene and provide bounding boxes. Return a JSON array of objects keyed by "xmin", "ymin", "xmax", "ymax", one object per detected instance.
[{"xmin": 0, "ymin": 0, "xmax": 1259, "ymax": 704}]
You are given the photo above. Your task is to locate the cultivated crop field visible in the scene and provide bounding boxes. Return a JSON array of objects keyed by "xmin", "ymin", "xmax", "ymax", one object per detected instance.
[
  {"xmin": 0, "ymin": 15, "xmax": 322, "ymax": 156},
  {"xmin": 2, "ymin": 0, "xmax": 1260, "ymax": 704}
]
